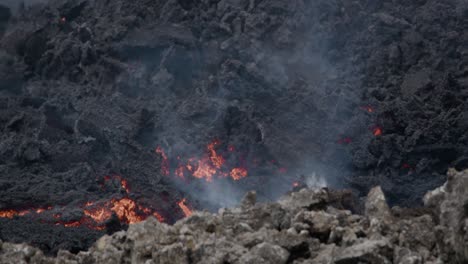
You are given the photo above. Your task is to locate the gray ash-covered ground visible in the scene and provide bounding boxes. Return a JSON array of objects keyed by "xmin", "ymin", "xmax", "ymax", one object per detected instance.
[{"xmin": 0, "ymin": 0, "xmax": 467, "ymax": 255}]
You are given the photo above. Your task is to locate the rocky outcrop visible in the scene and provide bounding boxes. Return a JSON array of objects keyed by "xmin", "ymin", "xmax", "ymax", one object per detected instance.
[
  {"xmin": 1, "ymin": 0, "xmax": 468, "ymax": 254},
  {"xmin": 1, "ymin": 169, "xmax": 468, "ymax": 263}
]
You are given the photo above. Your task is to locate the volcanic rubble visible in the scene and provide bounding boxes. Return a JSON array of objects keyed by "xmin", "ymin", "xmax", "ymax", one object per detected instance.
[
  {"xmin": 0, "ymin": 169, "xmax": 467, "ymax": 263},
  {"xmin": 0, "ymin": 0, "xmax": 468, "ymax": 257}
]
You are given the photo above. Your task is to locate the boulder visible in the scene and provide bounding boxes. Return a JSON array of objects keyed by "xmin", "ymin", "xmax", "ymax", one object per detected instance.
[
  {"xmin": 365, "ymin": 186, "xmax": 392, "ymax": 221},
  {"xmin": 239, "ymin": 242, "xmax": 290, "ymax": 264},
  {"xmin": 333, "ymin": 239, "xmax": 393, "ymax": 264}
]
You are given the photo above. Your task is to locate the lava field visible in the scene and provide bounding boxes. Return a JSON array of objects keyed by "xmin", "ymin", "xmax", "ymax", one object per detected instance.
[{"xmin": 0, "ymin": 0, "xmax": 467, "ymax": 255}]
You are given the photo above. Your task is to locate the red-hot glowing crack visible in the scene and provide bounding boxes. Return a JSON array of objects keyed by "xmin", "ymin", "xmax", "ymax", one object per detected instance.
[{"xmin": 178, "ymin": 198, "xmax": 193, "ymax": 217}]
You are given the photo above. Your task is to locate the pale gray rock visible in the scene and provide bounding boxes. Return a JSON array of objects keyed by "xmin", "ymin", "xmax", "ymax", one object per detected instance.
[
  {"xmin": 241, "ymin": 242, "xmax": 289, "ymax": 264},
  {"xmin": 0, "ymin": 170, "xmax": 467, "ymax": 264},
  {"xmin": 333, "ymin": 239, "xmax": 393, "ymax": 264},
  {"xmin": 365, "ymin": 186, "xmax": 392, "ymax": 221}
]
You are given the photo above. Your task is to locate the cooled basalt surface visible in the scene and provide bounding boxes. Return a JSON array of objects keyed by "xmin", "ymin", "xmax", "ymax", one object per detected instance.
[
  {"xmin": 1, "ymin": 169, "xmax": 467, "ymax": 264},
  {"xmin": 0, "ymin": 0, "xmax": 467, "ymax": 254}
]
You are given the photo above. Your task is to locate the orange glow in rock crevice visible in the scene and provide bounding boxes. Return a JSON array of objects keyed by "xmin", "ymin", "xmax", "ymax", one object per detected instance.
[
  {"xmin": 0, "ymin": 210, "xmax": 18, "ymax": 219},
  {"xmin": 83, "ymin": 206, "xmax": 113, "ymax": 224},
  {"xmin": 373, "ymin": 127, "xmax": 383, "ymax": 136},
  {"xmin": 178, "ymin": 198, "xmax": 193, "ymax": 217},
  {"xmin": 192, "ymin": 158, "xmax": 217, "ymax": 182},
  {"xmin": 0, "ymin": 206, "xmax": 53, "ymax": 219},
  {"xmin": 230, "ymin": 167, "xmax": 248, "ymax": 181},
  {"xmin": 156, "ymin": 146, "xmax": 170, "ymax": 176},
  {"xmin": 208, "ymin": 139, "xmax": 225, "ymax": 169},
  {"xmin": 1, "ymin": 175, "xmax": 165, "ymax": 230},
  {"xmin": 104, "ymin": 175, "xmax": 130, "ymax": 194},
  {"xmin": 156, "ymin": 139, "xmax": 252, "ymax": 182}
]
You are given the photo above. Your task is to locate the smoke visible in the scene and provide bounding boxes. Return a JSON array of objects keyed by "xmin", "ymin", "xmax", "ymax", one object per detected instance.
[
  {"xmin": 114, "ymin": 0, "xmax": 359, "ymax": 211},
  {"xmin": 305, "ymin": 173, "xmax": 328, "ymax": 189}
]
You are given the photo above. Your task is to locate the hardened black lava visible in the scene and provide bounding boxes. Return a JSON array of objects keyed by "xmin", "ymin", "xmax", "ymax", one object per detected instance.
[{"xmin": 0, "ymin": 0, "xmax": 467, "ymax": 254}]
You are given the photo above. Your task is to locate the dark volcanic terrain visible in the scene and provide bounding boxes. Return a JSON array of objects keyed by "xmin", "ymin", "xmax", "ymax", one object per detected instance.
[{"xmin": 0, "ymin": 0, "xmax": 467, "ymax": 254}]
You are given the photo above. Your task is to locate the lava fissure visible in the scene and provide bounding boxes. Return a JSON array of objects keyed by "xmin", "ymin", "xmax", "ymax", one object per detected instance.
[
  {"xmin": 156, "ymin": 139, "xmax": 251, "ymax": 183},
  {"xmin": 0, "ymin": 176, "xmax": 165, "ymax": 230}
]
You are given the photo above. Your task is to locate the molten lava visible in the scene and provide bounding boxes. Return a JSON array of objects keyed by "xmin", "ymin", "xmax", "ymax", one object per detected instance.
[
  {"xmin": 0, "ymin": 206, "xmax": 53, "ymax": 219},
  {"xmin": 1, "ymin": 137, "xmax": 293, "ymax": 233},
  {"xmin": 111, "ymin": 198, "xmax": 145, "ymax": 224},
  {"xmin": 191, "ymin": 158, "xmax": 216, "ymax": 182},
  {"xmin": 0, "ymin": 210, "xmax": 18, "ymax": 219},
  {"xmin": 1, "ymin": 175, "xmax": 165, "ymax": 230},
  {"xmin": 230, "ymin": 167, "xmax": 248, "ymax": 180},
  {"xmin": 178, "ymin": 198, "xmax": 193, "ymax": 217},
  {"xmin": 83, "ymin": 206, "xmax": 113, "ymax": 224},
  {"xmin": 103, "ymin": 175, "xmax": 130, "ymax": 194},
  {"xmin": 156, "ymin": 139, "xmax": 251, "ymax": 183},
  {"xmin": 175, "ymin": 165, "xmax": 185, "ymax": 179},
  {"xmin": 208, "ymin": 139, "xmax": 225, "ymax": 169},
  {"xmin": 156, "ymin": 146, "xmax": 170, "ymax": 176},
  {"xmin": 373, "ymin": 127, "xmax": 383, "ymax": 136}
]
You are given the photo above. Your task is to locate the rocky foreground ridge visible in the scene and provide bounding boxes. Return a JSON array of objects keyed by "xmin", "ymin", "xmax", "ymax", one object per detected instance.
[{"xmin": 1, "ymin": 169, "xmax": 468, "ymax": 264}]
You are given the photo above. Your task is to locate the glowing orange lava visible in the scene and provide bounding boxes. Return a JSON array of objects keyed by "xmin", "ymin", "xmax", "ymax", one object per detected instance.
[
  {"xmin": 157, "ymin": 140, "xmax": 251, "ymax": 183},
  {"xmin": 156, "ymin": 146, "xmax": 170, "ymax": 176},
  {"xmin": 373, "ymin": 127, "xmax": 383, "ymax": 136},
  {"xmin": 84, "ymin": 206, "xmax": 113, "ymax": 224},
  {"xmin": 0, "ymin": 206, "xmax": 53, "ymax": 219},
  {"xmin": 178, "ymin": 198, "xmax": 193, "ymax": 217},
  {"xmin": 63, "ymin": 221, "xmax": 80, "ymax": 228},
  {"xmin": 111, "ymin": 198, "xmax": 144, "ymax": 224},
  {"xmin": 192, "ymin": 158, "xmax": 217, "ymax": 182},
  {"xmin": 2, "ymin": 175, "xmax": 165, "ymax": 230},
  {"xmin": 175, "ymin": 165, "xmax": 185, "ymax": 179},
  {"xmin": 230, "ymin": 167, "xmax": 248, "ymax": 180},
  {"xmin": 208, "ymin": 139, "xmax": 225, "ymax": 169},
  {"xmin": 104, "ymin": 175, "xmax": 130, "ymax": 194},
  {"xmin": 0, "ymin": 210, "xmax": 18, "ymax": 219}
]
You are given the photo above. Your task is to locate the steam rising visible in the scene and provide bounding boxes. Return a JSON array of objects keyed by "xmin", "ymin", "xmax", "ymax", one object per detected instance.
[
  {"xmin": 126, "ymin": 2, "xmax": 355, "ymax": 211},
  {"xmin": 306, "ymin": 173, "xmax": 328, "ymax": 189}
]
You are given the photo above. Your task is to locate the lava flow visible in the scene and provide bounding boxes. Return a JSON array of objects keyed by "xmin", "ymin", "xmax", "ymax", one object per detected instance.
[
  {"xmin": 0, "ymin": 206, "xmax": 53, "ymax": 219},
  {"xmin": 156, "ymin": 139, "xmax": 249, "ymax": 183},
  {"xmin": 178, "ymin": 198, "xmax": 193, "ymax": 217},
  {"xmin": 230, "ymin": 167, "xmax": 248, "ymax": 180},
  {"xmin": 0, "ymin": 175, "xmax": 165, "ymax": 230}
]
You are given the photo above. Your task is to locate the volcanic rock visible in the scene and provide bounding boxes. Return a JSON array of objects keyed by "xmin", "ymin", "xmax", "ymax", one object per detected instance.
[
  {"xmin": 0, "ymin": 5, "xmax": 10, "ymax": 38},
  {"xmin": 1, "ymin": 0, "xmax": 468, "ymax": 255},
  {"xmin": 1, "ymin": 169, "xmax": 467, "ymax": 263},
  {"xmin": 365, "ymin": 186, "xmax": 392, "ymax": 221}
]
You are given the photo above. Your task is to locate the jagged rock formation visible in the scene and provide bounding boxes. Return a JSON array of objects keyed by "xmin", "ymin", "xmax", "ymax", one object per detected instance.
[
  {"xmin": 1, "ymin": 0, "xmax": 468, "ymax": 254},
  {"xmin": 1, "ymin": 169, "xmax": 467, "ymax": 263}
]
